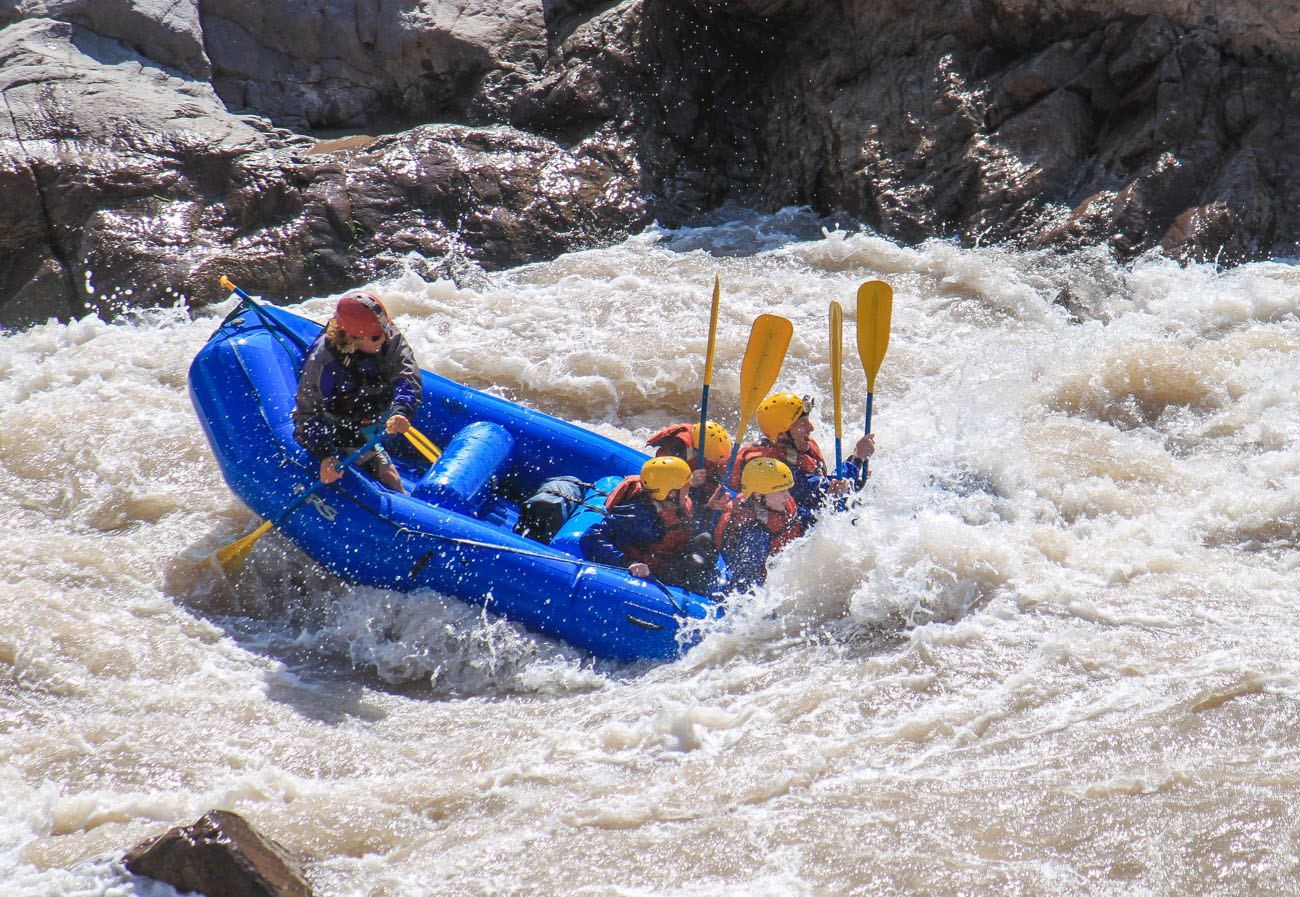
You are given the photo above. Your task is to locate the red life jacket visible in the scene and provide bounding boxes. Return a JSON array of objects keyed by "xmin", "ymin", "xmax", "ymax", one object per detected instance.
[
  {"xmin": 604, "ymin": 475, "xmax": 695, "ymax": 569},
  {"xmin": 714, "ymin": 494, "xmax": 804, "ymax": 556},
  {"xmin": 728, "ymin": 437, "xmax": 827, "ymax": 491},
  {"xmin": 647, "ymin": 423, "xmax": 694, "ymax": 459}
]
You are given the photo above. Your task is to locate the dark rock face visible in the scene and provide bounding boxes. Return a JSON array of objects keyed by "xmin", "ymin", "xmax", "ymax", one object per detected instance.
[
  {"xmin": 711, "ymin": 1, "xmax": 1300, "ymax": 264},
  {"xmin": 200, "ymin": 0, "xmax": 549, "ymax": 129},
  {"xmin": 3, "ymin": 0, "xmax": 1300, "ymax": 327},
  {"xmin": 123, "ymin": 810, "xmax": 313, "ymax": 897}
]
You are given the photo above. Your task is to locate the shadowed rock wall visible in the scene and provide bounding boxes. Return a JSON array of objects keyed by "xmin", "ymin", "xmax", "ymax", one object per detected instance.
[{"xmin": 703, "ymin": 0, "xmax": 1300, "ymax": 262}]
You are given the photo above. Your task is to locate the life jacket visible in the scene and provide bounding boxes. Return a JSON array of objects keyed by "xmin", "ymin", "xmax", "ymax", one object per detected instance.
[
  {"xmin": 714, "ymin": 494, "xmax": 803, "ymax": 556},
  {"xmin": 649, "ymin": 423, "xmax": 726, "ymax": 490},
  {"xmin": 728, "ymin": 437, "xmax": 827, "ymax": 491},
  {"xmin": 321, "ymin": 342, "xmax": 395, "ymax": 422},
  {"xmin": 604, "ymin": 476, "xmax": 695, "ymax": 568},
  {"xmin": 646, "ymin": 423, "xmax": 694, "ymax": 459}
]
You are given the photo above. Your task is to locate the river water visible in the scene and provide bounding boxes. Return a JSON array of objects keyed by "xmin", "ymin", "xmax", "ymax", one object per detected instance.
[{"xmin": 3, "ymin": 211, "xmax": 1300, "ymax": 896}]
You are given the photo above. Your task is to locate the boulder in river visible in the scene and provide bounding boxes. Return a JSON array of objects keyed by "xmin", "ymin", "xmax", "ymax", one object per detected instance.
[{"xmin": 123, "ymin": 809, "xmax": 313, "ymax": 897}]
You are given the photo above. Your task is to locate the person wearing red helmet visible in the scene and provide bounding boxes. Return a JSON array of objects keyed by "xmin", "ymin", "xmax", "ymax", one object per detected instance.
[{"xmin": 292, "ymin": 291, "xmax": 422, "ymax": 492}]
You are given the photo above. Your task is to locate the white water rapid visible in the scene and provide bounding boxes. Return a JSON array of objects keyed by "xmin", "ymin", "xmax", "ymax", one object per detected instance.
[{"xmin": 4, "ymin": 211, "xmax": 1300, "ymax": 896}]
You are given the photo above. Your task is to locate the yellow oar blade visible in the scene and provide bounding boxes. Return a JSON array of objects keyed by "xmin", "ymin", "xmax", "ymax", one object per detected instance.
[
  {"xmin": 736, "ymin": 313, "xmax": 794, "ymax": 440},
  {"xmin": 213, "ymin": 518, "xmax": 274, "ymax": 571},
  {"xmin": 830, "ymin": 301, "xmax": 844, "ymax": 440},
  {"xmin": 856, "ymin": 280, "xmax": 893, "ymax": 388},
  {"xmin": 703, "ymin": 275, "xmax": 721, "ymax": 387},
  {"xmin": 404, "ymin": 426, "xmax": 442, "ymax": 463}
]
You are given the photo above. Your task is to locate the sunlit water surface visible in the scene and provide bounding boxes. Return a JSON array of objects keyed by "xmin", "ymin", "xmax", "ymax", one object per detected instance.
[{"xmin": 4, "ymin": 211, "xmax": 1300, "ymax": 896}]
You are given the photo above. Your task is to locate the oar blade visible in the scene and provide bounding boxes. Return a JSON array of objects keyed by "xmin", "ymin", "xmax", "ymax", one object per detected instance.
[
  {"xmin": 830, "ymin": 301, "xmax": 843, "ymax": 441},
  {"xmin": 703, "ymin": 275, "xmax": 721, "ymax": 386},
  {"xmin": 856, "ymin": 280, "xmax": 893, "ymax": 388},
  {"xmin": 737, "ymin": 313, "xmax": 794, "ymax": 423},
  {"xmin": 213, "ymin": 519, "xmax": 273, "ymax": 571}
]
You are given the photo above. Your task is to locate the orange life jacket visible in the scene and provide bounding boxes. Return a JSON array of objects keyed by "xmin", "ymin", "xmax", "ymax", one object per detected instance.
[
  {"xmin": 714, "ymin": 494, "xmax": 804, "ymax": 556},
  {"xmin": 728, "ymin": 437, "xmax": 827, "ymax": 491},
  {"xmin": 604, "ymin": 475, "xmax": 695, "ymax": 568}
]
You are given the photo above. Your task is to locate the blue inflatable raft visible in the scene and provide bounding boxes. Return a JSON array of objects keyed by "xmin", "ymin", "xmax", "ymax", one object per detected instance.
[{"xmin": 188, "ymin": 299, "xmax": 717, "ymax": 662}]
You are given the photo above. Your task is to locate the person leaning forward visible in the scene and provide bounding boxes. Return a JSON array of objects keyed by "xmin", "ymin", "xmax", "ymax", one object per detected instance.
[
  {"xmin": 729, "ymin": 392, "xmax": 873, "ymax": 527},
  {"xmin": 292, "ymin": 290, "xmax": 422, "ymax": 492},
  {"xmin": 715, "ymin": 457, "xmax": 804, "ymax": 595},
  {"xmin": 580, "ymin": 456, "xmax": 717, "ymax": 593}
]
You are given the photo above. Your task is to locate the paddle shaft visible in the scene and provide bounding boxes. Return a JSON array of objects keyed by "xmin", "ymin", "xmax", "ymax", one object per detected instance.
[
  {"xmin": 696, "ymin": 385, "xmax": 711, "ymax": 470},
  {"xmin": 858, "ymin": 390, "xmax": 874, "ymax": 488},
  {"xmin": 696, "ymin": 276, "xmax": 722, "ymax": 471},
  {"xmin": 269, "ymin": 425, "xmax": 389, "ymax": 531},
  {"xmin": 721, "ymin": 438, "xmax": 744, "ymax": 496}
]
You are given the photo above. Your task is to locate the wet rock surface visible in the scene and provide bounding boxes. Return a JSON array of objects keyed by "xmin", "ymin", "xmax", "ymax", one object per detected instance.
[
  {"xmin": 123, "ymin": 809, "xmax": 313, "ymax": 897},
  {"xmin": 724, "ymin": 1, "xmax": 1300, "ymax": 265},
  {"xmin": 3, "ymin": 1, "xmax": 1300, "ymax": 325}
]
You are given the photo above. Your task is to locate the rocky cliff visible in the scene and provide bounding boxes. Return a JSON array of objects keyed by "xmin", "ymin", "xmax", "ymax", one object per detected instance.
[{"xmin": 1, "ymin": 0, "xmax": 1297, "ymax": 326}]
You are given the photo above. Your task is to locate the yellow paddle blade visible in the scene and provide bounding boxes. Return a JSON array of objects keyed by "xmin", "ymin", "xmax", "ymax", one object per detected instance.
[
  {"xmin": 856, "ymin": 280, "xmax": 893, "ymax": 389},
  {"xmin": 213, "ymin": 518, "xmax": 274, "ymax": 571},
  {"xmin": 735, "ymin": 313, "xmax": 794, "ymax": 441},
  {"xmin": 219, "ymin": 275, "xmax": 236, "ymax": 293},
  {"xmin": 829, "ymin": 301, "xmax": 844, "ymax": 440},
  {"xmin": 703, "ymin": 275, "xmax": 721, "ymax": 387},
  {"xmin": 404, "ymin": 427, "xmax": 442, "ymax": 463}
]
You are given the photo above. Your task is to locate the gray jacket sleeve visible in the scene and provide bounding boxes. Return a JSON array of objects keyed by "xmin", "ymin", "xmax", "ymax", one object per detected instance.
[
  {"xmin": 292, "ymin": 342, "xmax": 336, "ymax": 460},
  {"xmin": 383, "ymin": 329, "xmax": 422, "ymax": 419}
]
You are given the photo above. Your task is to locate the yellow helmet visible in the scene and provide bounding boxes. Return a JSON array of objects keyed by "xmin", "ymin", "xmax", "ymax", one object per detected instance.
[
  {"xmin": 740, "ymin": 457, "xmax": 795, "ymax": 497},
  {"xmin": 756, "ymin": 393, "xmax": 811, "ymax": 438},
  {"xmin": 640, "ymin": 456, "xmax": 692, "ymax": 500},
  {"xmin": 691, "ymin": 421, "xmax": 733, "ymax": 464}
]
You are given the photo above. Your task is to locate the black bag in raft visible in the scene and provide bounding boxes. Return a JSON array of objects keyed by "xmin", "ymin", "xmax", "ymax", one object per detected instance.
[{"xmin": 515, "ymin": 476, "xmax": 586, "ymax": 542}]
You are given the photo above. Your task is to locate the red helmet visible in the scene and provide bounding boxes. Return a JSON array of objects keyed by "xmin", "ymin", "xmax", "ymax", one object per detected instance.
[{"xmin": 334, "ymin": 291, "xmax": 388, "ymax": 338}]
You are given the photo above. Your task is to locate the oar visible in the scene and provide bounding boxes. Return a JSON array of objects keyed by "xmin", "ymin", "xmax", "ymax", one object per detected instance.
[
  {"xmin": 855, "ymin": 280, "xmax": 893, "ymax": 487},
  {"xmin": 829, "ymin": 300, "xmax": 844, "ymax": 478},
  {"xmin": 720, "ymin": 314, "xmax": 795, "ymax": 492},
  {"xmin": 695, "ymin": 275, "xmax": 722, "ymax": 471},
  {"xmin": 212, "ymin": 426, "xmax": 390, "ymax": 572},
  {"xmin": 403, "ymin": 426, "xmax": 441, "ymax": 463},
  {"xmin": 219, "ymin": 275, "xmax": 441, "ymax": 465}
]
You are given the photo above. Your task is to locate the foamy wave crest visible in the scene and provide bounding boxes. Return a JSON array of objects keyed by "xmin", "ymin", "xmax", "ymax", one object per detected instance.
[{"xmin": 300, "ymin": 585, "xmax": 605, "ymax": 694}]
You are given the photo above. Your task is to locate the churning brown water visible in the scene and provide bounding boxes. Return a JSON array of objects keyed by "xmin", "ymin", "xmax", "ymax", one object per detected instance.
[{"xmin": 4, "ymin": 212, "xmax": 1300, "ymax": 895}]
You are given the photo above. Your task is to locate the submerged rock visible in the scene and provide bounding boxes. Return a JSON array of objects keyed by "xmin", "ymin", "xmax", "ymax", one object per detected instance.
[
  {"xmin": 123, "ymin": 810, "xmax": 313, "ymax": 897},
  {"xmin": 4, "ymin": 1, "xmax": 1300, "ymax": 325}
]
